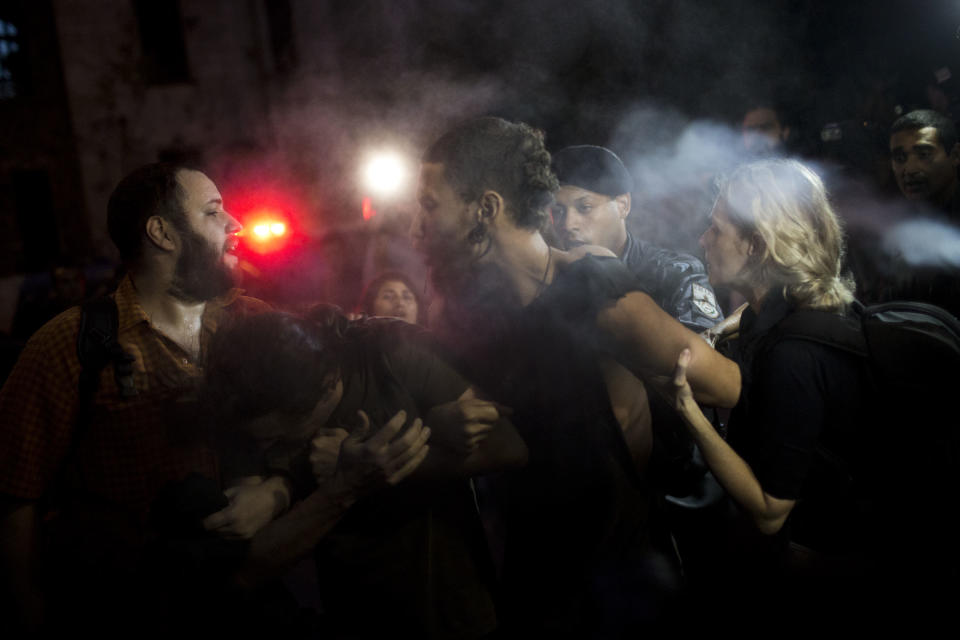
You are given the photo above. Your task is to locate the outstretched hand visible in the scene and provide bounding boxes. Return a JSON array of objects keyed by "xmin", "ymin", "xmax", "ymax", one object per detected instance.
[{"xmin": 335, "ymin": 410, "xmax": 431, "ymax": 494}]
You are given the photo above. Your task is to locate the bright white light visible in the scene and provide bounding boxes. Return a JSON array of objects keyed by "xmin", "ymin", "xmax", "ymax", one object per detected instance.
[
  {"xmin": 269, "ymin": 222, "xmax": 286, "ymax": 236},
  {"xmin": 253, "ymin": 224, "xmax": 270, "ymax": 238},
  {"xmin": 363, "ymin": 152, "xmax": 408, "ymax": 197}
]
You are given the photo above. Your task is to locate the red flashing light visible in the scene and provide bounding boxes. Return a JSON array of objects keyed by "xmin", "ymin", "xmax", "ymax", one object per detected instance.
[
  {"xmin": 239, "ymin": 208, "xmax": 291, "ymax": 254},
  {"xmin": 362, "ymin": 196, "xmax": 376, "ymax": 221}
]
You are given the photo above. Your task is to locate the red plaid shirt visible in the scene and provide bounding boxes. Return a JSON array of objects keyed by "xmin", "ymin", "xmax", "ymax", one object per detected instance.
[{"xmin": 0, "ymin": 276, "xmax": 269, "ymax": 522}]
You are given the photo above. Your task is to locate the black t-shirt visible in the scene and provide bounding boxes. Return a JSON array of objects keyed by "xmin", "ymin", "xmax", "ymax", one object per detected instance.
[
  {"xmin": 440, "ymin": 255, "xmax": 653, "ymax": 634},
  {"xmin": 726, "ymin": 293, "xmax": 868, "ymax": 553},
  {"xmin": 314, "ymin": 319, "xmax": 498, "ymax": 640}
]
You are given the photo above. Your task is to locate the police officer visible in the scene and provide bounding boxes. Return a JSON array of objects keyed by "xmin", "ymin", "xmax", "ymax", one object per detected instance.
[
  {"xmin": 551, "ymin": 145, "xmax": 722, "ymax": 331},
  {"xmin": 551, "ymin": 145, "xmax": 728, "ymax": 596}
]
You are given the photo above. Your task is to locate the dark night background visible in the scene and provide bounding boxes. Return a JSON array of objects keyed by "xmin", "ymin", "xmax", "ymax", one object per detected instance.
[{"xmin": 1, "ymin": 0, "xmax": 958, "ymax": 317}]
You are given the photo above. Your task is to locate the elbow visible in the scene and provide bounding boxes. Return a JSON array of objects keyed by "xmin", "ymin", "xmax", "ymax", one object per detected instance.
[
  {"xmin": 708, "ymin": 361, "xmax": 742, "ymax": 409},
  {"xmin": 751, "ymin": 498, "xmax": 793, "ymax": 535},
  {"xmin": 717, "ymin": 359, "xmax": 742, "ymax": 408},
  {"xmin": 754, "ymin": 515, "xmax": 787, "ymax": 536}
]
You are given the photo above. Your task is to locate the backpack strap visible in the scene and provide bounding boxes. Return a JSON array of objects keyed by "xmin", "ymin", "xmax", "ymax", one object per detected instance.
[
  {"xmin": 45, "ymin": 297, "xmax": 136, "ymax": 513},
  {"xmin": 75, "ymin": 296, "xmax": 137, "ymax": 438},
  {"xmin": 769, "ymin": 308, "xmax": 867, "ymax": 357}
]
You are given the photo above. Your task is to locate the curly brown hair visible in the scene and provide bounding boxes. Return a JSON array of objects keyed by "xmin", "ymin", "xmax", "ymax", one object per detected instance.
[{"xmin": 423, "ymin": 116, "xmax": 559, "ymax": 230}]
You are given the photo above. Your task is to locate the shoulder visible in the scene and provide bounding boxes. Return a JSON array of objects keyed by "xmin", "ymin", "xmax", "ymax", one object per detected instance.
[
  {"xmin": 226, "ymin": 294, "xmax": 273, "ymax": 315},
  {"xmin": 757, "ymin": 311, "xmax": 861, "ymax": 378},
  {"xmin": 350, "ymin": 316, "xmax": 428, "ymax": 343},
  {"xmin": 561, "ymin": 245, "xmax": 617, "ymax": 262},
  {"xmin": 21, "ymin": 306, "xmax": 84, "ymax": 360},
  {"xmin": 552, "ymin": 250, "xmax": 639, "ymax": 288},
  {"xmin": 632, "ymin": 241, "xmax": 708, "ymax": 277},
  {"xmin": 541, "ymin": 252, "xmax": 645, "ymax": 319},
  {"xmin": 347, "ymin": 317, "xmax": 437, "ymax": 364}
]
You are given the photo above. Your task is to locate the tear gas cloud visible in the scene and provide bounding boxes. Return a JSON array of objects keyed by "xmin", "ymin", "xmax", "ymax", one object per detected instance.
[
  {"xmin": 883, "ymin": 219, "xmax": 960, "ymax": 269},
  {"xmin": 213, "ymin": 0, "xmax": 959, "ymax": 308}
]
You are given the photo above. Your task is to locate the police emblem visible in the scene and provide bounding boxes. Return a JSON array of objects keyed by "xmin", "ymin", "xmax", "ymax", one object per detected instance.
[{"xmin": 691, "ymin": 283, "xmax": 720, "ymax": 319}]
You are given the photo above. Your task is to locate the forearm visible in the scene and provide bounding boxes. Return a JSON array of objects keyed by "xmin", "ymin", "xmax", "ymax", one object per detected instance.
[
  {"xmin": 461, "ymin": 419, "xmax": 528, "ymax": 474},
  {"xmin": 679, "ymin": 402, "xmax": 791, "ymax": 534},
  {"xmin": 235, "ymin": 480, "xmax": 356, "ymax": 588},
  {"xmin": 416, "ymin": 420, "xmax": 528, "ymax": 478}
]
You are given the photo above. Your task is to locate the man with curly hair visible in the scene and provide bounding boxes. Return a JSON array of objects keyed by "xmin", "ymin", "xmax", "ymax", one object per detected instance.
[{"xmin": 413, "ymin": 117, "xmax": 740, "ymax": 635}]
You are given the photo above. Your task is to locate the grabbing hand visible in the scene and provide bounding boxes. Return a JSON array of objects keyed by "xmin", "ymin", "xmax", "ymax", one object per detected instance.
[
  {"xmin": 203, "ymin": 476, "xmax": 291, "ymax": 539},
  {"xmin": 309, "ymin": 427, "xmax": 350, "ymax": 481},
  {"xmin": 425, "ymin": 397, "xmax": 511, "ymax": 454},
  {"xmin": 664, "ymin": 348, "xmax": 703, "ymax": 425},
  {"xmin": 335, "ymin": 410, "xmax": 431, "ymax": 494}
]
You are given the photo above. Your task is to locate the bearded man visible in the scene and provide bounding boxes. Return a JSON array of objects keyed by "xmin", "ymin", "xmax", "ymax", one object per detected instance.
[{"xmin": 0, "ymin": 163, "xmax": 273, "ymax": 633}]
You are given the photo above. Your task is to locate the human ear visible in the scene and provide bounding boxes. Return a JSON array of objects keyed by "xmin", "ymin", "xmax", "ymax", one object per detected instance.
[
  {"xmin": 615, "ymin": 193, "xmax": 631, "ymax": 219},
  {"xmin": 478, "ymin": 191, "xmax": 505, "ymax": 222},
  {"xmin": 145, "ymin": 216, "xmax": 177, "ymax": 252},
  {"xmin": 748, "ymin": 232, "xmax": 766, "ymax": 260}
]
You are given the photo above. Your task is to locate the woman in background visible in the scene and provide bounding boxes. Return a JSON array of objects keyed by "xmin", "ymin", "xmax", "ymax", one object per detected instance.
[{"xmin": 357, "ymin": 271, "xmax": 422, "ymax": 325}]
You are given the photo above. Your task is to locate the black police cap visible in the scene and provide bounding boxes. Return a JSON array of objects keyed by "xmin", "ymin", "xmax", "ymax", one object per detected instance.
[{"xmin": 552, "ymin": 145, "xmax": 634, "ymax": 197}]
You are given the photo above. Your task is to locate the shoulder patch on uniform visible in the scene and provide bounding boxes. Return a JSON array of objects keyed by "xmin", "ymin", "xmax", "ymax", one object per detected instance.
[{"xmin": 691, "ymin": 283, "xmax": 720, "ymax": 319}]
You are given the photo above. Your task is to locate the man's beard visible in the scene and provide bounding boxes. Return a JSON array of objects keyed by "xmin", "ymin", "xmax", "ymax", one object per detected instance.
[
  {"xmin": 423, "ymin": 227, "xmax": 492, "ymax": 301},
  {"xmin": 169, "ymin": 226, "xmax": 235, "ymax": 303},
  {"xmin": 427, "ymin": 239, "xmax": 522, "ymax": 346}
]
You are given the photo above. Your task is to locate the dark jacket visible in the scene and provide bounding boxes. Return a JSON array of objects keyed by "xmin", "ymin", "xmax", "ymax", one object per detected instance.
[{"xmin": 619, "ymin": 232, "xmax": 722, "ymax": 331}]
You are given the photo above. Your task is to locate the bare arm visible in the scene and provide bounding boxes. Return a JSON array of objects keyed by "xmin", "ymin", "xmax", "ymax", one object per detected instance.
[
  {"xmin": 597, "ymin": 291, "xmax": 741, "ymax": 408},
  {"xmin": 234, "ymin": 478, "xmax": 356, "ymax": 588},
  {"xmin": 600, "ymin": 357, "xmax": 652, "ymax": 474},
  {"xmin": 421, "ymin": 387, "xmax": 528, "ymax": 477},
  {"xmin": 236, "ymin": 410, "xmax": 431, "ymax": 587},
  {"xmin": 667, "ymin": 349, "xmax": 794, "ymax": 534}
]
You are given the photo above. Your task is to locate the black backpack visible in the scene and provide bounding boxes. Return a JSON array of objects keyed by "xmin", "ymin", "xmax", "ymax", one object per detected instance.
[{"xmin": 769, "ymin": 300, "xmax": 960, "ymax": 575}]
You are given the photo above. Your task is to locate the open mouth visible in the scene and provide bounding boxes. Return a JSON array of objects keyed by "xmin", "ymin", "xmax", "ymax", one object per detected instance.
[
  {"xmin": 903, "ymin": 180, "xmax": 926, "ymax": 194},
  {"xmin": 223, "ymin": 237, "xmax": 240, "ymax": 267}
]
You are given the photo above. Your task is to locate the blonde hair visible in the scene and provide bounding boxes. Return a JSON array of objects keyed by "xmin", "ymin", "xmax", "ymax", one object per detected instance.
[{"xmin": 721, "ymin": 159, "xmax": 855, "ymax": 311}]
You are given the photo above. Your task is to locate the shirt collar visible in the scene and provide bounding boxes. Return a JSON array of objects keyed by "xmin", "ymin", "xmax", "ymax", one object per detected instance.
[
  {"xmin": 620, "ymin": 231, "xmax": 644, "ymax": 261},
  {"xmin": 115, "ymin": 275, "xmax": 151, "ymax": 332},
  {"xmin": 115, "ymin": 274, "xmax": 244, "ymax": 333},
  {"xmin": 739, "ymin": 286, "xmax": 794, "ymax": 341}
]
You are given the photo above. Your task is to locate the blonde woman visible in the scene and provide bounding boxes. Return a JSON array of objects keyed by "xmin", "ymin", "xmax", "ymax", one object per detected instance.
[{"xmin": 667, "ymin": 159, "xmax": 870, "ymax": 613}]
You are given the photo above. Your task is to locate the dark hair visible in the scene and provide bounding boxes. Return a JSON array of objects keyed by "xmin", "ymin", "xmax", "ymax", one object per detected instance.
[
  {"xmin": 357, "ymin": 271, "xmax": 423, "ymax": 322},
  {"xmin": 890, "ymin": 109, "xmax": 958, "ymax": 152},
  {"xmin": 203, "ymin": 312, "xmax": 343, "ymax": 427},
  {"xmin": 106, "ymin": 162, "xmax": 194, "ymax": 264},
  {"xmin": 742, "ymin": 100, "xmax": 784, "ymax": 118},
  {"xmin": 423, "ymin": 116, "xmax": 558, "ymax": 230}
]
